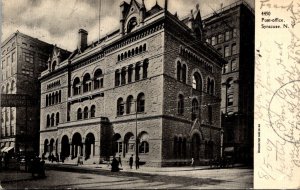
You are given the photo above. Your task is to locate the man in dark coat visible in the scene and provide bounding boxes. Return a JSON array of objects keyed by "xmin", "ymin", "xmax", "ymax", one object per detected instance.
[
  {"xmin": 129, "ymin": 155, "xmax": 133, "ymax": 169},
  {"xmin": 111, "ymin": 156, "xmax": 119, "ymax": 172},
  {"xmin": 118, "ymin": 155, "xmax": 122, "ymax": 167}
]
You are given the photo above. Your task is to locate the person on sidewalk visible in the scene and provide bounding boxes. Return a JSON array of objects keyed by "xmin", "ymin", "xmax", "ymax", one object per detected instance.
[
  {"xmin": 191, "ymin": 157, "xmax": 195, "ymax": 169},
  {"xmin": 129, "ymin": 155, "xmax": 133, "ymax": 169},
  {"xmin": 135, "ymin": 156, "xmax": 140, "ymax": 169},
  {"xmin": 111, "ymin": 156, "xmax": 119, "ymax": 172},
  {"xmin": 118, "ymin": 155, "xmax": 122, "ymax": 167}
]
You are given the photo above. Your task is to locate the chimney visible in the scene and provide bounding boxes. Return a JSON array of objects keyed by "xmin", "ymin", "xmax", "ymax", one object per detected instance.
[
  {"xmin": 78, "ymin": 29, "xmax": 88, "ymax": 51},
  {"xmin": 165, "ymin": 0, "xmax": 168, "ymax": 12}
]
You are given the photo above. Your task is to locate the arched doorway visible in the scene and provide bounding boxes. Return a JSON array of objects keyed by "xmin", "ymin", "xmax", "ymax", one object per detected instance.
[
  {"xmin": 112, "ymin": 133, "xmax": 122, "ymax": 157},
  {"xmin": 44, "ymin": 139, "xmax": 49, "ymax": 156},
  {"xmin": 124, "ymin": 132, "xmax": 134, "ymax": 157},
  {"xmin": 49, "ymin": 139, "xmax": 55, "ymax": 155},
  {"xmin": 61, "ymin": 135, "xmax": 70, "ymax": 158},
  {"xmin": 72, "ymin": 133, "xmax": 82, "ymax": 158},
  {"xmin": 191, "ymin": 133, "xmax": 201, "ymax": 160},
  {"xmin": 85, "ymin": 133, "xmax": 95, "ymax": 160}
]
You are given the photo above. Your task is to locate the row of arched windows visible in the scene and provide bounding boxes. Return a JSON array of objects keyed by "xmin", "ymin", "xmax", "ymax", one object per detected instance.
[
  {"xmin": 46, "ymin": 112, "xmax": 59, "ymax": 127},
  {"xmin": 117, "ymin": 93, "xmax": 145, "ymax": 116},
  {"xmin": 46, "ymin": 90, "xmax": 61, "ymax": 107},
  {"xmin": 115, "ymin": 59, "xmax": 148, "ymax": 86},
  {"xmin": 177, "ymin": 61, "xmax": 215, "ymax": 95},
  {"xmin": 1, "ymin": 80, "xmax": 15, "ymax": 94},
  {"xmin": 73, "ymin": 69, "xmax": 103, "ymax": 96},
  {"xmin": 117, "ymin": 43, "xmax": 147, "ymax": 62},
  {"xmin": 77, "ymin": 105, "xmax": 96, "ymax": 120}
]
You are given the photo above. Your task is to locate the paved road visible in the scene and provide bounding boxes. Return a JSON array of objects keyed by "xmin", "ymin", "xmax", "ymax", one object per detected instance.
[{"xmin": 1, "ymin": 168, "xmax": 253, "ymax": 189}]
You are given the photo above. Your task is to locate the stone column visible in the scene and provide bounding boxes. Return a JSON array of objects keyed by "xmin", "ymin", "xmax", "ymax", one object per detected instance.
[
  {"xmin": 82, "ymin": 143, "xmax": 85, "ymax": 157},
  {"xmin": 94, "ymin": 141, "xmax": 100, "ymax": 156},
  {"xmin": 132, "ymin": 66, "xmax": 136, "ymax": 82}
]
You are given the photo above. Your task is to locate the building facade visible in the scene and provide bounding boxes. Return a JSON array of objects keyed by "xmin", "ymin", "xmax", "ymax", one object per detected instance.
[
  {"xmin": 0, "ymin": 32, "xmax": 53, "ymax": 154},
  {"xmin": 202, "ymin": 0, "xmax": 254, "ymax": 165},
  {"xmin": 39, "ymin": 0, "xmax": 225, "ymax": 167}
]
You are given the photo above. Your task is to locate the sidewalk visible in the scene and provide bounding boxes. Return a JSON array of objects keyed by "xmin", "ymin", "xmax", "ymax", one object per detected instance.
[{"xmin": 0, "ymin": 170, "xmax": 32, "ymax": 184}]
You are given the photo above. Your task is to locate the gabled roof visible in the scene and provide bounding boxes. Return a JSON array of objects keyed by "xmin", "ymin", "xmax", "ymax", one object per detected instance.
[{"xmin": 146, "ymin": 2, "xmax": 163, "ymax": 17}]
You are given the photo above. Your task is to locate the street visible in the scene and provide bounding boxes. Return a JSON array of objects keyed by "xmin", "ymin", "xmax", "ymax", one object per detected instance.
[{"xmin": 1, "ymin": 167, "xmax": 253, "ymax": 189}]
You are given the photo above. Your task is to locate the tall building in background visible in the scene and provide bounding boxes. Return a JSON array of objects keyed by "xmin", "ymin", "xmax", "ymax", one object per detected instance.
[
  {"xmin": 39, "ymin": 0, "xmax": 225, "ymax": 167},
  {"xmin": 202, "ymin": 0, "xmax": 254, "ymax": 165},
  {"xmin": 0, "ymin": 31, "xmax": 53, "ymax": 154}
]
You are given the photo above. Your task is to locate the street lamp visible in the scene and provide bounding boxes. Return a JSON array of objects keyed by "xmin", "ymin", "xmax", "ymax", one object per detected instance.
[
  {"xmin": 220, "ymin": 128, "xmax": 224, "ymax": 158},
  {"xmin": 135, "ymin": 99, "xmax": 138, "ymax": 169}
]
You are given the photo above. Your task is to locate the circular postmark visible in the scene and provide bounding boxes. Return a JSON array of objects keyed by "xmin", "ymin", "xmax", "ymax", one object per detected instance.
[{"xmin": 268, "ymin": 80, "xmax": 300, "ymax": 144}]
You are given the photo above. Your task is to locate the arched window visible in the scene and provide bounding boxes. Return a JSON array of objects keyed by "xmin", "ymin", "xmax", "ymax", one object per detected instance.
[
  {"xmin": 207, "ymin": 78, "xmax": 211, "ymax": 93},
  {"xmin": 117, "ymin": 98, "xmax": 124, "ymax": 116},
  {"xmin": 55, "ymin": 91, "xmax": 59, "ymax": 103},
  {"xmin": 124, "ymin": 52, "xmax": 127, "ymax": 59},
  {"xmin": 115, "ymin": 70, "xmax": 120, "ymax": 86},
  {"xmin": 52, "ymin": 92, "xmax": 55, "ymax": 104},
  {"xmin": 121, "ymin": 68, "xmax": 126, "ymax": 85},
  {"xmin": 56, "ymin": 112, "xmax": 59, "ymax": 125},
  {"xmin": 118, "ymin": 55, "xmax": 120, "ymax": 61},
  {"xmin": 52, "ymin": 61, "xmax": 57, "ymax": 71},
  {"xmin": 137, "ymin": 93, "xmax": 145, "ymax": 113},
  {"xmin": 139, "ymin": 141, "xmax": 149, "ymax": 153},
  {"xmin": 192, "ymin": 72, "xmax": 202, "ymax": 91},
  {"xmin": 210, "ymin": 79, "xmax": 215, "ymax": 95},
  {"xmin": 49, "ymin": 94, "xmax": 52, "ymax": 105},
  {"xmin": 139, "ymin": 45, "xmax": 143, "ymax": 53},
  {"xmin": 182, "ymin": 64, "xmax": 187, "ymax": 83},
  {"xmin": 94, "ymin": 69, "xmax": 103, "ymax": 89},
  {"xmin": 173, "ymin": 136, "xmax": 178, "ymax": 158},
  {"xmin": 177, "ymin": 61, "xmax": 181, "ymax": 81},
  {"xmin": 1, "ymin": 86, "xmax": 5, "ymax": 93},
  {"xmin": 51, "ymin": 113, "xmax": 55, "ymax": 126},
  {"xmin": 59, "ymin": 90, "xmax": 61, "ymax": 102},
  {"xmin": 121, "ymin": 53, "xmax": 124, "ymax": 60},
  {"xmin": 135, "ymin": 47, "xmax": 138, "ymax": 54},
  {"xmin": 6, "ymin": 83, "xmax": 9, "ymax": 94},
  {"xmin": 143, "ymin": 59, "xmax": 148, "ymax": 79},
  {"xmin": 143, "ymin": 44, "xmax": 147, "ymax": 51},
  {"xmin": 84, "ymin": 106, "xmax": 89, "ymax": 119},
  {"xmin": 126, "ymin": 95, "xmax": 134, "ymax": 114},
  {"xmin": 91, "ymin": 105, "xmax": 96, "ymax": 118},
  {"xmin": 178, "ymin": 94, "xmax": 184, "ymax": 115},
  {"xmin": 127, "ymin": 17, "xmax": 137, "ymax": 33},
  {"xmin": 73, "ymin": 77, "xmax": 81, "ymax": 96},
  {"xmin": 208, "ymin": 105, "xmax": 212, "ymax": 124},
  {"xmin": 46, "ymin": 115, "xmax": 50, "ymax": 127},
  {"xmin": 128, "ymin": 65, "xmax": 133, "ymax": 83},
  {"xmin": 135, "ymin": 63, "xmax": 141, "ymax": 81},
  {"xmin": 46, "ymin": 95, "xmax": 49, "ymax": 107},
  {"xmin": 77, "ymin": 108, "xmax": 82, "ymax": 120},
  {"xmin": 192, "ymin": 99, "xmax": 199, "ymax": 120},
  {"xmin": 128, "ymin": 50, "xmax": 131, "ymax": 57},
  {"xmin": 11, "ymin": 80, "xmax": 15, "ymax": 93},
  {"xmin": 83, "ymin": 73, "xmax": 91, "ymax": 93}
]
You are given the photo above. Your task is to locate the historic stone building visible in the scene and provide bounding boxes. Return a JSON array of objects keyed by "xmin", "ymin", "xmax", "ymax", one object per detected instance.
[
  {"xmin": 202, "ymin": 0, "xmax": 254, "ymax": 165},
  {"xmin": 0, "ymin": 31, "xmax": 53, "ymax": 154},
  {"xmin": 39, "ymin": 0, "xmax": 225, "ymax": 167}
]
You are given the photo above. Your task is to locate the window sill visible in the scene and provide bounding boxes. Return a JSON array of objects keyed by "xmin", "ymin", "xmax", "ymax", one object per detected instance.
[{"xmin": 116, "ymin": 112, "xmax": 146, "ymax": 118}]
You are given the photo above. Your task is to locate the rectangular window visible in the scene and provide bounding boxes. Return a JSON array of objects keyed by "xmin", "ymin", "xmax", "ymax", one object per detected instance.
[
  {"xmin": 232, "ymin": 44, "xmax": 237, "ymax": 55},
  {"xmin": 231, "ymin": 59, "xmax": 237, "ymax": 71},
  {"xmin": 218, "ymin": 34, "xmax": 224, "ymax": 43},
  {"xmin": 7, "ymin": 56, "xmax": 10, "ymax": 66},
  {"xmin": 206, "ymin": 38, "xmax": 211, "ymax": 44},
  {"xmin": 23, "ymin": 52, "xmax": 34, "ymax": 63},
  {"xmin": 225, "ymin": 31, "xmax": 231, "ymax": 41},
  {"xmin": 11, "ymin": 52, "xmax": 15, "ymax": 63},
  {"xmin": 223, "ymin": 63, "xmax": 229, "ymax": 74},
  {"xmin": 224, "ymin": 46, "xmax": 230, "ymax": 57},
  {"xmin": 211, "ymin": 36, "xmax": 217, "ymax": 45},
  {"xmin": 233, "ymin": 28, "xmax": 237, "ymax": 38}
]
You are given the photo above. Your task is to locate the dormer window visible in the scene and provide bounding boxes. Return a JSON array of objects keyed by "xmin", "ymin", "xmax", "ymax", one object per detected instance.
[{"xmin": 127, "ymin": 17, "xmax": 137, "ymax": 33}]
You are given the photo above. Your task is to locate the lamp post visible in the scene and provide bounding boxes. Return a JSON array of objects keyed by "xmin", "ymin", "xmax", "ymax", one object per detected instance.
[
  {"xmin": 135, "ymin": 99, "xmax": 138, "ymax": 169},
  {"xmin": 220, "ymin": 128, "xmax": 224, "ymax": 158}
]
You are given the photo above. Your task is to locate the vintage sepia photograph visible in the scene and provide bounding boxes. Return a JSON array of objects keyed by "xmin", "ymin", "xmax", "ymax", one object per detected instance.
[{"xmin": 0, "ymin": 0, "xmax": 255, "ymax": 189}]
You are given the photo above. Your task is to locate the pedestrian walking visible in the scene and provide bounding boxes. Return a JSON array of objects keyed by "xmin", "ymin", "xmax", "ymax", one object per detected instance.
[
  {"xmin": 118, "ymin": 155, "xmax": 122, "ymax": 167},
  {"xmin": 111, "ymin": 156, "xmax": 119, "ymax": 172},
  {"xmin": 136, "ymin": 156, "xmax": 140, "ymax": 169},
  {"xmin": 129, "ymin": 155, "xmax": 133, "ymax": 169},
  {"xmin": 191, "ymin": 157, "xmax": 195, "ymax": 169}
]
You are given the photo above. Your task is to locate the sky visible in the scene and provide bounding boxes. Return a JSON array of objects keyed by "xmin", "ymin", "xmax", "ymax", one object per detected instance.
[{"xmin": 1, "ymin": 0, "xmax": 254, "ymax": 51}]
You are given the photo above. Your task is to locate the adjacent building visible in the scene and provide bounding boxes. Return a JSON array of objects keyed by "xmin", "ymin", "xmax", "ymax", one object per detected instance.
[
  {"xmin": 0, "ymin": 31, "xmax": 53, "ymax": 154},
  {"xmin": 39, "ymin": 0, "xmax": 225, "ymax": 167},
  {"xmin": 202, "ymin": 0, "xmax": 254, "ymax": 165}
]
